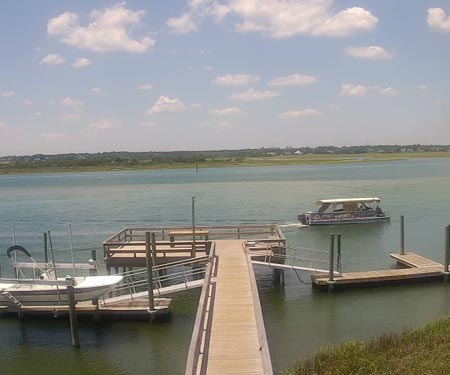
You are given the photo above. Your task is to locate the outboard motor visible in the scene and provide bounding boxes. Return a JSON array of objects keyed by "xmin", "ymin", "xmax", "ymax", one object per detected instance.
[{"xmin": 298, "ymin": 214, "xmax": 308, "ymax": 225}]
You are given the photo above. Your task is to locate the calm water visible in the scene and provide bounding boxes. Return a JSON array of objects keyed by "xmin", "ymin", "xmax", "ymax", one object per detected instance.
[{"xmin": 1, "ymin": 158, "xmax": 450, "ymax": 374}]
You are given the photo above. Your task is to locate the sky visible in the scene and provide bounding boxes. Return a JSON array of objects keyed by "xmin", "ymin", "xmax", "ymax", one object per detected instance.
[{"xmin": 0, "ymin": 0, "xmax": 449, "ymax": 156}]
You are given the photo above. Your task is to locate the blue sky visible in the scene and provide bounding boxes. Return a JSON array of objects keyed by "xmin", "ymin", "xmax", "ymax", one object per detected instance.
[{"xmin": 0, "ymin": 0, "xmax": 449, "ymax": 156}]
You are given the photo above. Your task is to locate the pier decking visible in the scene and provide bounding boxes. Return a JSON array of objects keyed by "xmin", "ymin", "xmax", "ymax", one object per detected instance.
[
  {"xmin": 207, "ymin": 240, "xmax": 271, "ymax": 374},
  {"xmin": 312, "ymin": 252, "xmax": 445, "ymax": 290},
  {"xmin": 186, "ymin": 239, "xmax": 273, "ymax": 375}
]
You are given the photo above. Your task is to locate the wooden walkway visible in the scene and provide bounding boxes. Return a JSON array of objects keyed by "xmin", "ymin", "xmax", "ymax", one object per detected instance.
[
  {"xmin": 189, "ymin": 239, "xmax": 272, "ymax": 375},
  {"xmin": 312, "ymin": 252, "xmax": 445, "ymax": 290}
]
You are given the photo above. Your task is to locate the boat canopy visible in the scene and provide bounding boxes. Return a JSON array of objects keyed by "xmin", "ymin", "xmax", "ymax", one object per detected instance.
[{"xmin": 316, "ymin": 197, "xmax": 381, "ymax": 205}]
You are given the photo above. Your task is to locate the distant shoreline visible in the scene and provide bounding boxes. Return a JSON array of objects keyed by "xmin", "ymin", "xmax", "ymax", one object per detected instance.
[{"xmin": 1, "ymin": 152, "xmax": 449, "ymax": 175}]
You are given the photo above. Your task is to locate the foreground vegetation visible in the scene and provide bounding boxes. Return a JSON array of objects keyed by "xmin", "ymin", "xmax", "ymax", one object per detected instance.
[
  {"xmin": 282, "ymin": 316, "xmax": 450, "ymax": 375},
  {"xmin": 1, "ymin": 145, "xmax": 449, "ymax": 174}
]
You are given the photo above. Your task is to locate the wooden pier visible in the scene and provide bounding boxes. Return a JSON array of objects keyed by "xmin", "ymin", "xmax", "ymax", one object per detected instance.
[
  {"xmin": 312, "ymin": 252, "xmax": 445, "ymax": 290},
  {"xmin": 186, "ymin": 240, "xmax": 273, "ymax": 375}
]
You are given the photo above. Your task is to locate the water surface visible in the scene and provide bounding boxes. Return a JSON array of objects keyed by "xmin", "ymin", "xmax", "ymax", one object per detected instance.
[{"xmin": 1, "ymin": 158, "xmax": 450, "ymax": 373}]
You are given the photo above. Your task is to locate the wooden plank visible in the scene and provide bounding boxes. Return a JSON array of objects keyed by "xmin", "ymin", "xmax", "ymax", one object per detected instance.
[
  {"xmin": 390, "ymin": 252, "xmax": 443, "ymax": 268},
  {"xmin": 205, "ymin": 240, "xmax": 271, "ymax": 375}
]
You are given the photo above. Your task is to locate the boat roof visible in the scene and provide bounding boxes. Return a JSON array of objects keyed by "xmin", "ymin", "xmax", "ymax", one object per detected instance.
[{"xmin": 316, "ymin": 197, "xmax": 381, "ymax": 204}]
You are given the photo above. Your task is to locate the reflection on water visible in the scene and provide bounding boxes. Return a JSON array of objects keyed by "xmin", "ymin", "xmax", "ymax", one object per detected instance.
[{"xmin": 1, "ymin": 158, "xmax": 450, "ymax": 373}]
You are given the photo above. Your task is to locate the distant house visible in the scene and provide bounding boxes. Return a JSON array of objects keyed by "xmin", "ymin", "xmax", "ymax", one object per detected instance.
[{"xmin": 294, "ymin": 151, "xmax": 303, "ymax": 155}]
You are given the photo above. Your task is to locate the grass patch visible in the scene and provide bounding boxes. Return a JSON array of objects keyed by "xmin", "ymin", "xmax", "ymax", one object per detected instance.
[
  {"xmin": 281, "ymin": 316, "xmax": 450, "ymax": 375},
  {"xmin": 1, "ymin": 152, "xmax": 449, "ymax": 175}
]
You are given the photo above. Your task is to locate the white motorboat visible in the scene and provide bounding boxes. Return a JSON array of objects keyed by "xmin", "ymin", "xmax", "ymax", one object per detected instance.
[{"xmin": 0, "ymin": 245, "xmax": 123, "ymax": 305}]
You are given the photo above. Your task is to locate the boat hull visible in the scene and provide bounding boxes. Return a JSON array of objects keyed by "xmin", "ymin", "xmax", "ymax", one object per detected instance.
[
  {"xmin": 308, "ymin": 216, "xmax": 390, "ymax": 225},
  {"xmin": 0, "ymin": 276, "xmax": 123, "ymax": 305},
  {"xmin": 298, "ymin": 211, "xmax": 390, "ymax": 226}
]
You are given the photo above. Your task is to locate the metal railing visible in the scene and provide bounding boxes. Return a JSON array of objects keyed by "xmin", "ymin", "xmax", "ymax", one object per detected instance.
[
  {"xmin": 185, "ymin": 244, "xmax": 216, "ymax": 375},
  {"xmin": 104, "ymin": 253, "xmax": 212, "ymax": 301}
]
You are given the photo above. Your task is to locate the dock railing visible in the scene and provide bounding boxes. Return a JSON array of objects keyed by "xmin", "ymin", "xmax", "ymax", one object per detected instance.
[
  {"xmin": 105, "ymin": 255, "xmax": 212, "ymax": 301},
  {"xmin": 185, "ymin": 243, "xmax": 215, "ymax": 375},
  {"xmin": 103, "ymin": 225, "xmax": 284, "ymax": 267}
]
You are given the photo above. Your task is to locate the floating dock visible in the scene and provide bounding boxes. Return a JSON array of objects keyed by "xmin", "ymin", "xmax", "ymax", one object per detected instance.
[
  {"xmin": 1, "ymin": 296, "xmax": 171, "ymax": 320},
  {"xmin": 312, "ymin": 252, "xmax": 445, "ymax": 290}
]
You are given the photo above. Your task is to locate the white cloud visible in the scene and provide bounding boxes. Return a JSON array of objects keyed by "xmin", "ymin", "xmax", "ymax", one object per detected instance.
[
  {"xmin": 205, "ymin": 65, "xmax": 214, "ymax": 71},
  {"xmin": 168, "ymin": 0, "xmax": 377, "ymax": 38},
  {"xmin": 212, "ymin": 74, "xmax": 260, "ymax": 86},
  {"xmin": 418, "ymin": 84, "xmax": 429, "ymax": 92},
  {"xmin": 40, "ymin": 53, "xmax": 65, "ymax": 65},
  {"xmin": 0, "ymin": 121, "xmax": 7, "ymax": 129},
  {"xmin": 428, "ymin": 8, "xmax": 450, "ymax": 32},
  {"xmin": 147, "ymin": 96, "xmax": 186, "ymax": 114},
  {"xmin": 268, "ymin": 73, "xmax": 318, "ymax": 86},
  {"xmin": 379, "ymin": 86, "xmax": 400, "ymax": 97},
  {"xmin": 340, "ymin": 84, "xmax": 369, "ymax": 96},
  {"xmin": 72, "ymin": 57, "xmax": 92, "ymax": 68},
  {"xmin": 47, "ymin": 3, "xmax": 155, "ymax": 52},
  {"xmin": 330, "ymin": 104, "xmax": 340, "ymax": 110},
  {"xmin": 91, "ymin": 87, "xmax": 103, "ymax": 95},
  {"xmin": 280, "ymin": 109, "xmax": 323, "ymax": 119},
  {"xmin": 340, "ymin": 83, "xmax": 400, "ymax": 97},
  {"xmin": 231, "ymin": 88, "xmax": 279, "ymax": 101},
  {"xmin": 167, "ymin": 12, "xmax": 199, "ymax": 34},
  {"xmin": 24, "ymin": 99, "xmax": 33, "ymax": 106},
  {"xmin": 137, "ymin": 83, "xmax": 154, "ymax": 91},
  {"xmin": 41, "ymin": 132, "xmax": 67, "ymax": 140},
  {"xmin": 60, "ymin": 97, "xmax": 83, "ymax": 107},
  {"xmin": 61, "ymin": 113, "xmax": 81, "ymax": 122},
  {"xmin": 209, "ymin": 107, "xmax": 243, "ymax": 116},
  {"xmin": 345, "ymin": 46, "xmax": 393, "ymax": 60},
  {"xmin": 192, "ymin": 102, "xmax": 202, "ymax": 108},
  {"xmin": 1, "ymin": 91, "xmax": 15, "ymax": 98},
  {"xmin": 312, "ymin": 7, "xmax": 377, "ymax": 37},
  {"xmin": 167, "ymin": 1, "xmax": 229, "ymax": 34},
  {"xmin": 90, "ymin": 118, "xmax": 118, "ymax": 130}
]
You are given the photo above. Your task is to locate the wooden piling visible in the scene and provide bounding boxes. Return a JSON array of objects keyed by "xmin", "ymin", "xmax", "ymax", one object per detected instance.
[
  {"xmin": 337, "ymin": 233, "xmax": 342, "ymax": 273},
  {"xmin": 67, "ymin": 279, "xmax": 80, "ymax": 348},
  {"xmin": 328, "ymin": 233, "xmax": 335, "ymax": 292},
  {"xmin": 445, "ymin": 225, "xmax": 450, "ymax": 282},
  {"xmin": 400, "ymin": 215, "xmax": 405, "ymax": 255},
  {"xmin": 145, "ymin": 232, "xmax": 155, "ymax": 314},
  {"xmin": 43, "ymin": 232, "xmax": 48, "ymax": 263}
]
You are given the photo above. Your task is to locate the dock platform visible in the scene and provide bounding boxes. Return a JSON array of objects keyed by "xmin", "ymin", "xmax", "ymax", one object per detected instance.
[
  {"xmin": 312, "ymin": 252, "xmax": 445, "ymax": 290},
  {"xmin": 0, "ymin": 297, "xmax": 171, "ymax": 320},
  {"xmin": 186, "ymin": 240, "xmax": 273, "ymax": 375}
]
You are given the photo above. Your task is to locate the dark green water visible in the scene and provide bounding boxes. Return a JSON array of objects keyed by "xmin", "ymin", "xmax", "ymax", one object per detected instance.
[{"xmin": 1, "ymin": 158, "xmax": 450, "ymax": 374}]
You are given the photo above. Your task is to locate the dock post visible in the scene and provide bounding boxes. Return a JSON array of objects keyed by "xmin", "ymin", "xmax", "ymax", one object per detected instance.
[
  {"xmin": 145, "ymin": 232, "xmax": 155, "ymax": 316},
  {"xmin": 191, "ymin": 195, "xmax": 196, "ymax": 258},
  {"xmin": 337, "ymin": 233, "xmax": 342, "ymax": 273},
  {"xmin": 43, "ymin": 232, "xmax": 48, "ymax": 263},
  {"xmin": 400, "ymin": 215, "xmax": 405, "ymax": 255},
  {"xmin": 445, "ymin": 225, "xmax": 450, "ymax": 282},
  {"xmin": 328, "ymin": 233, "xmax": 335, "ymax": 292},
  {"xmin": 66, "ymin": 277, "xmax": 80, "ymax": 348},
  {"xmin": 151, "ymin": 232, "xmax": 157, "ymax": 266}
]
